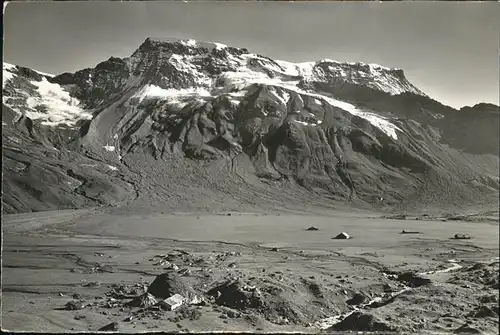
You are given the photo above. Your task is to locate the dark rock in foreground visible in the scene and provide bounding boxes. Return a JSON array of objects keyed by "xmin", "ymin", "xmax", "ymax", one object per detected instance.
[
  {"xmin": 454, "ymin": 323, "xmax": 482, "ymax": 334},
  {"xmin": 207, "ymin": 280, "xmax": 263, "ymax": 310},
  {"xmin": 452, "ymin": 234, "xmax": 472, "ymax": 240},
  {"xmin": 147, "ymin": 272, "xmax": 196, "ymax": 301},
  {"xmin": 330, "ymin": 311, "xmax": 396, "ymax": 332},
  {"xmin": 346, "ymin": 293, "xmax": 366, "ymax": 305},
  {"xmin": 397, "ymin": 272, "xmax": 432, "ymax": 287},
  {"xmin": 98, "ymin": 321, "xmax": 119, "ymax": 331},
  {"xmin": 125, "ymin": 293, "xmax": 158, "ymax": 308},
  {"xmin": 64, "ymin": 301, "xmax": 85, "ymax": 311}
]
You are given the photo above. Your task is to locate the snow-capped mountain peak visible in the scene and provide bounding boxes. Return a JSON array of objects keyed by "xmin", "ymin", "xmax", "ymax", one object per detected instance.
[
  {"xmin": 2, "ymin": 38, "xmax": 427, "ymax": 139},
  {"xmin": 148, "ymin": 37, "xmax": 228, "ymax": 51},
  {"xmin": 125, "ymin": 38, "xmax": 425, "ymax": 97}
]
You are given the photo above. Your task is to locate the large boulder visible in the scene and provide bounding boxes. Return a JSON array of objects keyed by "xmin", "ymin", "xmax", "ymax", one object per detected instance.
[{"xmin": 207, "ymin": 280, "xmax": 264, "ymax": 310}]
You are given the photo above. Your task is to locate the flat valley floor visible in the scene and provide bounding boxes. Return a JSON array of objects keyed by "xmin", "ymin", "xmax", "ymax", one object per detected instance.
[{"xmin": 2, "ymin": 208, "xmax": 499, "ymax": 333}]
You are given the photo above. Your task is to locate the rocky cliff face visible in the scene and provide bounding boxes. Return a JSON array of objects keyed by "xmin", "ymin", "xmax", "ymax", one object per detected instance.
[{"xmin": 2, "ymin": 38, "xmax": 499, "ymax": 214}]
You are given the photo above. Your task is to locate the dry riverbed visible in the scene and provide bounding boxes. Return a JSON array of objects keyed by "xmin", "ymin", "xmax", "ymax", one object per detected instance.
[{"xmin": 2, "ymin": 208, "xmax": 499, "ymax": 333}]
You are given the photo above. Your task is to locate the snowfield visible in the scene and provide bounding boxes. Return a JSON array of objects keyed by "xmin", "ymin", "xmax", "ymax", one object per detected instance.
[
  {"xmin": 3, "ymin": 63, "xmax": 17, "ymax": 88},
  {"xmin": 26, "ymin": 78, "xmax": 92, "ymax": 126},
  {"xmin": 103, "ymin": 145, "xmax": 116, "ymax": 152},
  {"xmin": 135, "ymin": 84, "xmax": 212, "ymax": 103},
  {"xmin": 3, "ymin": 63, "xmax": 92, "ymax": 127}
]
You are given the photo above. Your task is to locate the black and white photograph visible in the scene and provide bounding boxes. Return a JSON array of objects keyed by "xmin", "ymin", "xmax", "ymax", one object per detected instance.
[{"xmin": 2, "ymin": 1, "xmax": 499, "ymax": 333}]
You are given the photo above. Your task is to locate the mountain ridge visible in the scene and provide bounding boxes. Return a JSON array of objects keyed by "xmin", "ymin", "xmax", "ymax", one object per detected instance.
[{"xmin": 2, "ymin": 38, "xmax": 499, "ymax": 214}]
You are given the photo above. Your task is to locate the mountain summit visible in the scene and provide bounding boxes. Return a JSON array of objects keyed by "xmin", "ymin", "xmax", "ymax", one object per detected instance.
[{"xmin": 2, "ymin": 38, "xmax": 499, "ymax": 214}]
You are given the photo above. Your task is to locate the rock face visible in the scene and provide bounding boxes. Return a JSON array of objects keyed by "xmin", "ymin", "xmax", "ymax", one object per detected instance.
[
  {"xmin": 2, "ymin": 38, "xmax": 499, "ymax": 214},
  {"xmin": 146, "ymin": 272, "xmax": 196, "ymax": 301},
  {"xmin": 207, "ymin": 280, "xmax": 264, "ymax": 310},
  {"xmin": 330, "ymin": 311, "xmax": 396, "ymax": 332}
]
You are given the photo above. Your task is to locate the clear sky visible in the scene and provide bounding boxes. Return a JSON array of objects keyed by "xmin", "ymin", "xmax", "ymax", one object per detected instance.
[{"xmin": 3, "ymin": 1, "xmax": 499, "ymax": 109}]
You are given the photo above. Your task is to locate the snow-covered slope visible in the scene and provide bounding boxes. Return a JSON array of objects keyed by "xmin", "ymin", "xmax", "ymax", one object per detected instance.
[{"xmin": 3, "ymin": 63, "xmax": 92, "ymax": 127}]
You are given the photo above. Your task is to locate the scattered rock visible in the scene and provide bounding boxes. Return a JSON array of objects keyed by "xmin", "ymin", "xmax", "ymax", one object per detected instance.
[
  {"xmin": 207, "ymin": 280, "xmax": 263, "ymax": 310},
  {"xmin": 175, "ymin": 305, "xmax": 202, "ymax": 320},
  {"xmin": 306, "ymin": 226, "xmax": 319, "ymax": 231},
  {"xmin": 397, "ymin": 272, "xmax": 432, "ymax": 287},
  {"xmin": 454, "ymin": 323, "xmax": 482, "ymax": 334},
  {"xmin": 452, "ymin": 234, "xmax": 472, "ymax": 240},
  {"xmin": 271, "ymin": 247, "xmax": 279, "ymax": 252},
  {"xmin": 91, "ymin": 263, "xmax": 114, "ymax": 273},
  {"xmin": 333, "ymin": 232, "xmax": 350, "ymax": 240},
  {"xmin": 346, "ymin": 293, "xmax": 366, "ymax": 305},
  {"xmin": 107, "ymin": 284, "xmax": 142, "ymax": 300},
  {"xmin": 478, "ymin": 294, "xmax": 498, "ymax": 304},
  {"xmin": 83, "ymin": 281, "xmax": 101, "ymax": 288},
  {"xmin": 382, "ymin": 283, "xmax": 397, "ymax": 292},
  {"xmin": 153, "ymin": 259, "xmax": 171, "ymax": 267},
  {"xmin": 223, "ymin": 308, "xmax": 241, "ymax": 318},
  {"xmin": 99, "ymin": 322, "xmax": 119, "ymax": 331},
  {"xmin": 468, "ymin": 305, "xmax": 498, "ymax": 318},
  {"xmin": 125, "ymin": 293, "xmax": 158, "ymax": 308},
  {"xmin": 307, "ymin": 281, "xmax": 324, "ymax": 299},
  {"xmin": 401, "ymin": 230, "xmax": 422, "ymax": 234},
  {"xmin": 65, "ymin": 301, "xmax": 85, "ymax": 311}
]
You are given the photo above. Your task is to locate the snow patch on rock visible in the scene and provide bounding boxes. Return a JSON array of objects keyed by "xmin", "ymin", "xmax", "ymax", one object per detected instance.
[
  {"xmin": 135, "ymin": 84, "xmax": 211, "ymax": 103},
  {"xmin": 103, "ymin": 145, "xmax": 116, "ymax": 152},
  {"xmin": 33, "ymin": 69, "xmax": 55, "ymax": 78}
]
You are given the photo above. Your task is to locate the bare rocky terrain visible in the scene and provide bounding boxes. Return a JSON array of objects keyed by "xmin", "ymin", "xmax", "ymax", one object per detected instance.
[
  {"xmin": 2, "ymin": 38, "xmax": 499, "ymax": 333},
  {"xmin": 2, "ymin": 208, "xmax": 499, "ymax": 333}
]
